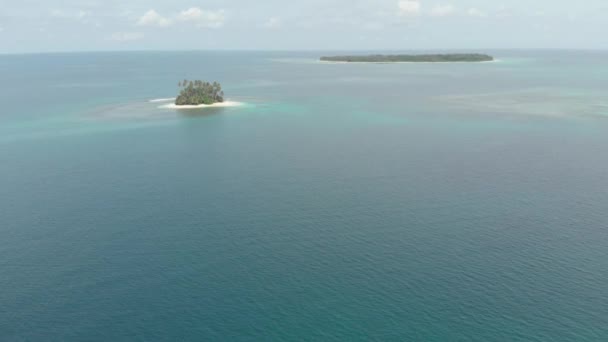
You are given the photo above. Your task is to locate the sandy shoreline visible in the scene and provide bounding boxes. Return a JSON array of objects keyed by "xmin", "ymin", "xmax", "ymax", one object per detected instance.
[{"xmin": 159, "ymin": 101, "xmax": 244, "ymax": 109}]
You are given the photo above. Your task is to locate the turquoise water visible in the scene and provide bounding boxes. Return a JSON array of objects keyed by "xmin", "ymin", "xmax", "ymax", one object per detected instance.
[{"xmin": 1, "ymin": 50, "xmax": 608, "ymax": 341}]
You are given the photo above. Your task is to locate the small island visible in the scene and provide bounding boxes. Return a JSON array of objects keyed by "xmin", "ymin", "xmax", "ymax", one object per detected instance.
[
  {"xmin": 157, "ymin": 79, "xmax": 243, "ymax": 109},
  {"xmin": 320, "ymin": 54, "xmax": 494, "ymax": 63},
  {"xmin": 176, "ymin": 80, "xmax": 224, "ymax": 106}
]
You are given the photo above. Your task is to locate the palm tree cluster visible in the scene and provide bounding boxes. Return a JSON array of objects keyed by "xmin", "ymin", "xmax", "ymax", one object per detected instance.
[{"xmin": 175, "ymin": 80, "xmax": 225, "ymax": 105}]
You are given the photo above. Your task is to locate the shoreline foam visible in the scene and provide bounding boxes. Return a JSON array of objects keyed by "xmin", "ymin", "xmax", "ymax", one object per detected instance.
[
  {"xmin": 149, "ymin": 98, "xmax": 176, "ymax": 103},
  {"xmin": 159, "ymin": 101, "xmax": 244, "ymax": 109}
]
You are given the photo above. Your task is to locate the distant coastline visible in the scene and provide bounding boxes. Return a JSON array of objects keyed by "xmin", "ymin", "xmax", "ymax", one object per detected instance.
[{"xmin": 320, "ymin": 54, "xmax": 494, "ymax": 63}]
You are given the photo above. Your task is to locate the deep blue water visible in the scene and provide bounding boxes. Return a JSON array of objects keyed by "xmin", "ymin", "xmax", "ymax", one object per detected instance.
[{"xmin": 1, "ymin": 50, "xmax": 608, "ymax": 341}]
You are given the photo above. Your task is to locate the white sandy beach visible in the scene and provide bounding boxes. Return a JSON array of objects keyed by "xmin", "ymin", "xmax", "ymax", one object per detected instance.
[{"xmin": 159, "ymin": 101, "xmax": 244, "ymax": 109}]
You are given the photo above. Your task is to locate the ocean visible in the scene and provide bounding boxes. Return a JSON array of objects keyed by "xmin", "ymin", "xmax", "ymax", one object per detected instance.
[{"xmin": 1, "ymin": 50, "xmax": 607, "ymax": 340}]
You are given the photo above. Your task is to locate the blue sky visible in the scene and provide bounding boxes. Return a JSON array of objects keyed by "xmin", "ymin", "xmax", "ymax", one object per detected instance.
[{"xmin": 1, "ymin": 0, "xmax": 607, "ymax": 53}]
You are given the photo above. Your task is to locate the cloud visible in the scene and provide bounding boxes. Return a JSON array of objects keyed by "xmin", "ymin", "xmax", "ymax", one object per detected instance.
[
  {"xmin": 177, "ymin": 7, "xmax": 225, "ymax": 28},
  {"xmin": 363, "ymin": 22, "xmax": 384, "ymax": 31},
  {"xmin": 50, "ymin": 9, "xmax": 98, "ymax": 26},
  {"xmin": 137, "ymin": 10, "xmax": 171, "ymax": 27},
  {"xmin": 110, "ymin": 32, "xmax": 144, "ymax": 42},
  {"xmin": 398, "ymin": 0, "xmax": 421, "ymax": 16},
  {"xmin": 136, "ymin": 8, "xmax": 225, "ymax": 29},
  {"xmin": 263, "ymin": 17, "xmax": 282, "ymax": 29},
  {"xmin": 467, "ymin": 8, "xmax": 487, "ymax": 17},
  {"xmin": 430, "ymin": 4, "xmax": 455, "ymax": 17},
  {"xmin": 496, "ymin": 5, "xmax": 513, "ymax": 18},
  {"xmin": 50, "ymin": 9, "xmax": 101, "ymax": 27},
  {"xmin": 50, "ymin": 9, "xmax": 89, "ymax": 20}
]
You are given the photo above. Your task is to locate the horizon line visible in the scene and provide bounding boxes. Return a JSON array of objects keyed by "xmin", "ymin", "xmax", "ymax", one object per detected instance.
[{"xmin": 2, "ymin": 47, "xmax": 608, "ymax": 56}]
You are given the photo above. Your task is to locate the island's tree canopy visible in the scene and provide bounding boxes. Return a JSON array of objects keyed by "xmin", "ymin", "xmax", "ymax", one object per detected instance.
[{"xmin": 176, "ymin": 80, "xmax": 224, "ymax": 105}]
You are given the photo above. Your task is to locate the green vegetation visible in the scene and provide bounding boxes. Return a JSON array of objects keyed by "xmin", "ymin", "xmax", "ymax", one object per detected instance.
[
  {"xmin": 320, "ymin": 54, "xmax": 494, "ymax": 63},
  {"xmin": 175, "ymin": 80, "xmax": 224, "ymax": 106}
]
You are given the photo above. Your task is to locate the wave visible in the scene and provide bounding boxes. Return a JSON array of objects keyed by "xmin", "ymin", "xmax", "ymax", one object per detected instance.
[{"xmin": 149, "ymin": 98, "xmax": 176, "ymax": 103}]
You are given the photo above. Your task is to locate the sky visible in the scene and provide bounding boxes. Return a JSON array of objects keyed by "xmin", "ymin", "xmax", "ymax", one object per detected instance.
[{"xmin": 1, "ymin": 0, "xmax": 607, "ymax": 53}]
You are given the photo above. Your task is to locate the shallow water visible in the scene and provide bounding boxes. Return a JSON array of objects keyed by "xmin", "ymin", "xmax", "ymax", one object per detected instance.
[{"xmin": 1, "ymin": 50, "xmax": 608, "ymax": 341}]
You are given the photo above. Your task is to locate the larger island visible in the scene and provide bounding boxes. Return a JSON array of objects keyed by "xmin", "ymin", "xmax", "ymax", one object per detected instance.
[{"xmin": 320, "ymin": 53, "xmax": 494, "ymax": 63}]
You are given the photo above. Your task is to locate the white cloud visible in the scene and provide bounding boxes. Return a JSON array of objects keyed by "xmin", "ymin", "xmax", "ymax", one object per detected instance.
[
  {"xmin": 135, "ymin": 7, "xmax": 226, "ymax": 29},
  {"xmin": 496, "ymin": 5, "xmax": 513, "ymax": 18},
  {"xmin": 467, "ymin": 8, "xmax": 487, "ymax": 17},
  {"xmin": 398, "ymin": 0, "xmax": 421, "ymax": 16},
  {"xmin": 430, "ymin": 4, "xmax": 455, "ymax": 17},
  {"xmin": 50, "ymin": 9, "xmax": 94, "ymax": 25},
  {"xmin": 137, "ymin": 10, "xmax": 171, "ymax": 27},
  {"xmin": 532, "ymin": 11, "xmax": 547, "ymax": 17},
  {"xmin": 263, "ymin": 17, "xmax": 282, "ymax": 29},
  {"xmin": 110, "ymin": 32, "xmax": 144, "ymax": 42},
  {"xmin": 50, "ymin": 9, "xmax": 89, "ymax": 20},
  {"xmin": 363, "ymin": 22, "xmax": 384, "ymax": 31},
  {"xmin": 177, "ymin": 7, "xmax": 225, "ymax": 28}
]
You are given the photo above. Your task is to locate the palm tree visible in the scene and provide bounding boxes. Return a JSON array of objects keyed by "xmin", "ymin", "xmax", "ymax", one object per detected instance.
[{"xmin": 175, "ymin": 79, "xmax": 226, "ymax": 105}]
